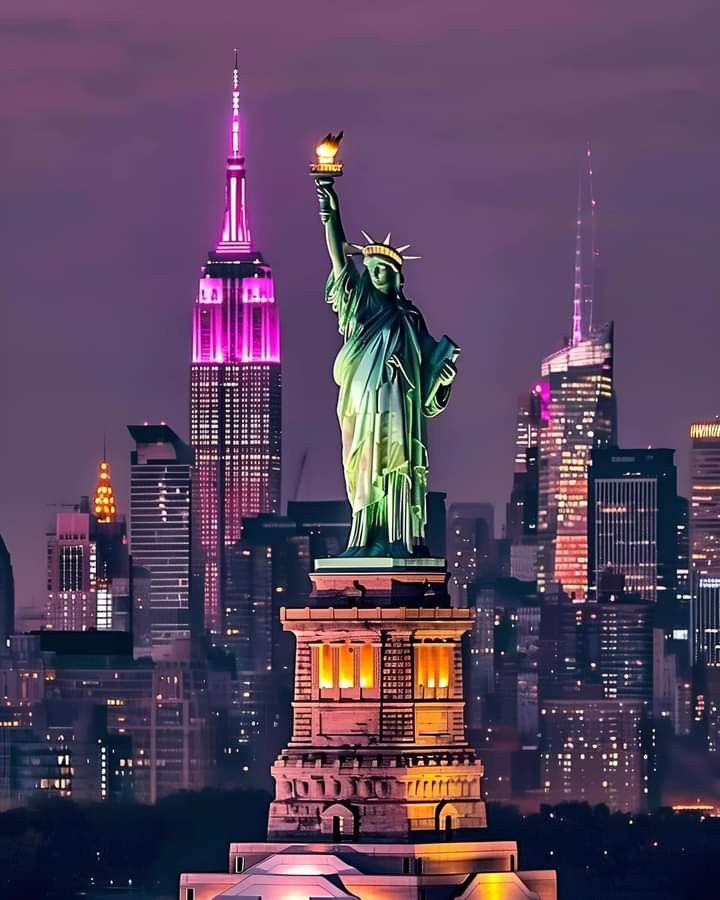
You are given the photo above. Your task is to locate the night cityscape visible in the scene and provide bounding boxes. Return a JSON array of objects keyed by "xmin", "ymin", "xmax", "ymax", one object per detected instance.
[{"xmin": 1, "ymin": 3, "xmax": 720, "ymax": 899}]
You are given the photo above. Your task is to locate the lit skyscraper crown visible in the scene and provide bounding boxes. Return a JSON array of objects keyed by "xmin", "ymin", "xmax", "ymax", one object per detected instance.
[
  {"xmin": 93, "ymin": 457, "xmax": 117, "ymax": 523},
  {"xmin": 351, "ymin": 231, "xmax": 420, "ymax": 270}
]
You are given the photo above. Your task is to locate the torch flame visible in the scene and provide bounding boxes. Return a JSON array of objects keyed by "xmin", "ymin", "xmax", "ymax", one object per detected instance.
[{"xmin": 316, "ymin": 130, "xmax": 343, "ymax": 164}]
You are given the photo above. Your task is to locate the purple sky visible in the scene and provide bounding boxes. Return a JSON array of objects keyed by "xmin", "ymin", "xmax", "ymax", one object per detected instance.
[{"xmin": 1, "ymin": 1, "xmax": 719, "ymax": 615}]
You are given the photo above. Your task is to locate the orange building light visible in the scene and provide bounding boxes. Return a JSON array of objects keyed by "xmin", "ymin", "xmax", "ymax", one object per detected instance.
[{"xmin": 93, "ymin": 458, "xmax": 117, "ymax": 523}]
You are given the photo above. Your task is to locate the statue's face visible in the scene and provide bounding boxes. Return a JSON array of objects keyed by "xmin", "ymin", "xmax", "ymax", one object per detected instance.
[{"xmin": 365, "ymin": 258, "xmax": 398, "ymax": 295}]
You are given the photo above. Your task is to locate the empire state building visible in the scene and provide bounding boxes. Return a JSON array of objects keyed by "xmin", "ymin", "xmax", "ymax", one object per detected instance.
[{"xmin": 191, "ymin": 56, "xmax": 281, "ymax": 634}]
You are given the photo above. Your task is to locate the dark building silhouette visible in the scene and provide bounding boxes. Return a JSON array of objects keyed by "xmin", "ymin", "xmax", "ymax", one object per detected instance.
[
  {"xmin": 425, "ymin": 490, "xmax": 448, "ymax": 558},
  {"xmin": 286, "ymin": 500, "xmax": 351, "ymax": 560},
  {"xmin": 448, "ymin": 502, "xmax": 495, "ymax": 606},
  {"xmin": 223, "ymin": 515, "xmax": 311, "ymax": 782},
  {"xmin": 0, "ymin": 535, "xmax": 14, "ymax": 645},
  {"xmin": 507, "ymin": 387, "xmax": 542, "ymax": 580},
  {"xmin": 287, "ymin": 493, "xmax": 447, "ymax": 561}
]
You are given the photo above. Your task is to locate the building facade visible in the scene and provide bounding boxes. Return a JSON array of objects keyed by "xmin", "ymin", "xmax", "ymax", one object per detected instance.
[
  {"xmin": 190, "ymin": 58, "xmax": 281, "ymax": 636},
  {"xmin": 540, "ymin": 697, "xmax": 647, "ymax": 812},
  {"xmin": 128, "ymin": 424, "xmax": 201, "ymax": 651},
  {"xmin": 598, "ymin": 598, "xmax": 654, "ymax": 704},
  {"xmin": 690, "ymin": 422, "xmax": 720, "ymax": 663},
  {"xmin": 46, "ymin": 505, "xmax": 97, "ymax": 631},
  {"xmin": 588, "ymin": 447, "xmax": 678, "ymax": 604},
  {"xmin": 46, "ymin": 459, "xmax": 129, "ymax": 633},
  {"xmin": 0, "ymin": 631, "xmax": 225, "ymax": 806},
  {"xmin": 536, "ymin": 324, "xmax": 616, "ymax": 599}
]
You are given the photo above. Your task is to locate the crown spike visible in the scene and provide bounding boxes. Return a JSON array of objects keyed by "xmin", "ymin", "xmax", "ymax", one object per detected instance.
[{"xmin": 354, "ymin": 231, "xmax": 420, "ymax": 268}]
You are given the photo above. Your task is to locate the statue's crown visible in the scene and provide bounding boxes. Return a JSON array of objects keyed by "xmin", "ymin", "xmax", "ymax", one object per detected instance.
[{"xmin": 351, "ymin": 232, "xmax": 420, "ymax": 270}]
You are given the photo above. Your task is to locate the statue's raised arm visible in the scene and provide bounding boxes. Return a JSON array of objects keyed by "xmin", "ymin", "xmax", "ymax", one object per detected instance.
[{"xmin": 315, "ymin": 177, "xmax": 347, "ymax": 278}]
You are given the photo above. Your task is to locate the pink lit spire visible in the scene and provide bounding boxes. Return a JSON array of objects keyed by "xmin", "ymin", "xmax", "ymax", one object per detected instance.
[
  {"xmin": 193, "ymin": 58, "xmax": 280, "ymax": 365},
  {"xmin": 571, "ymin": 142, "xmax": 597, "ymax": 345},
  {"xmin": 217, "ymin": 50, "xmax": 252, "ymax": 254}
]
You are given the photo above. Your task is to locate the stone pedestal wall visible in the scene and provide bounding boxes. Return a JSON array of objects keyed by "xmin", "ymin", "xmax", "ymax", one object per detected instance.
[{"xmin": 267, "ymin": 563, "xmax": 487, "ymax": 841}]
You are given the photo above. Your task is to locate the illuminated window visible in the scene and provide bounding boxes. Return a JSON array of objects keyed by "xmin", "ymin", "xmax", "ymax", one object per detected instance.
[
  {"xmin": 319, "ymin": 645, "xmax": 333, "ymax": 689},
  {"xmin": 359, "ymin": 644, "xmax": 375, "ymax": 689},
  {"xmin": 415, "ymin": 644, "xmax": 452, "ymax": 697},
  {"xmin": 316, "ymin": 644, "xmax": 376, "ymax": 693},
  {"xmin": 338, "ymin": 645, "xmax": 354, "ymax": 689}
]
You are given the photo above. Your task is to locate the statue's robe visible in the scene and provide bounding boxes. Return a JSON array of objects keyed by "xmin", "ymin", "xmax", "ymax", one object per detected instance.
[{"xmin": 326, "ymin": 261, "xmax": 459, "ymax": 556}]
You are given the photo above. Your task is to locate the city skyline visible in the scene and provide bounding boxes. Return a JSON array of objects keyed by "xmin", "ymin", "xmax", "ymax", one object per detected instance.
[
  {"xmin": 1, "ymin": 10, "xmax": 720, "ymax": 897},
  {"xmin": 1, "ymin": 1, "xmax": 719, "ymax": 616}
]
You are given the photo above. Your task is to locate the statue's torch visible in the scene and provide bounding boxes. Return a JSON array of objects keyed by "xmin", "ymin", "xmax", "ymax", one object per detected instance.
[{"xmin": 310, "ymin": 131, "xmax": 344, "ymax": 178}]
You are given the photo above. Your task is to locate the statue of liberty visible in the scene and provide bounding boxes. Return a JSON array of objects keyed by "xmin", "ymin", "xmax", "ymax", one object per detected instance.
[{"xmin": 315, "ymin": 167, "xmax": 460, "ymax": 559}]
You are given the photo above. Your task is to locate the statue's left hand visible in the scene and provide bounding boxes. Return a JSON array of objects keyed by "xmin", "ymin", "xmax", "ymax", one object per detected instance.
[{"xmin": 437, "ymin": 360, "xmax": 457, "ymax": 387}]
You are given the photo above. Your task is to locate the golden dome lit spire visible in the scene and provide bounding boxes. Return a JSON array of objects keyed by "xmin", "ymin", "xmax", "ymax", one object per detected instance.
[{"xmin": 93, "ymin": 449, "xmax": 117, "ymax": 524}]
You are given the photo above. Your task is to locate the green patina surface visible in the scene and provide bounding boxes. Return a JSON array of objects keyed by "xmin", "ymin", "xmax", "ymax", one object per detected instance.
[{"xmin": 315, "ymin": 170, "xmax": 459, "ymax": 558}]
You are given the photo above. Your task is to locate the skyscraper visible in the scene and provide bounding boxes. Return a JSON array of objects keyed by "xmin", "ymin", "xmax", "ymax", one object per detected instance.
[
  {"xmin": 46, "ymin": 452, "xmax": 130, "ymax": 633},
  {"xmin": 506, "ymin": 385, "xmax": 544, "ymax": 580},
  {"xmin": 537, "ymin": 147, "xmax": 617, "ymax": 598},
  {"xmin": 46, "ymin": 500, "xmax": 97, "ymax": 631},
  {"xmin": 588, "ymin": 447, "xmax": 678, "ymax": 604},
  {"xmin": 190, "ymin": 57, "xmax": 281, "ymax": 635},
  {"xmin": 0, "ymin": 535, "xmax": 14, "ymax": 645},
  {"xmin": 128, "ymin": 424, "xmax": 201, "ymax": 651},
  {"xmin": 690, "ymin": 422, "xmax": 720, "ymax": 664},
  {"xmin": 91, "ymin": 456, "xmax": 131, "ymax": 631}
]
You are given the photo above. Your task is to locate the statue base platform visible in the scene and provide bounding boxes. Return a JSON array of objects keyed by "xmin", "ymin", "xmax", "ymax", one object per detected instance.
[
  {"xmin": 314, "ymin": 556, "xmax": 446, "ymax": 572},
  {"xmin": 310, "ymin": 557, "xmax": 449, "ymax": 607},
  {"xmin": 180, "ymin": 839, "xmax": 557, "ymax": 899}
]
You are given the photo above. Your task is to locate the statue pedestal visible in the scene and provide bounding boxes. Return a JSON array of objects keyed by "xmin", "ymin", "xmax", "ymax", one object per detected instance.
[
  {"xmin": 267, "ymin": 561, "xmax": 485, "ymax": 842},
  {"xmin": 179, "ymin": 559, "xmax": 557, "ymax": 895}
]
